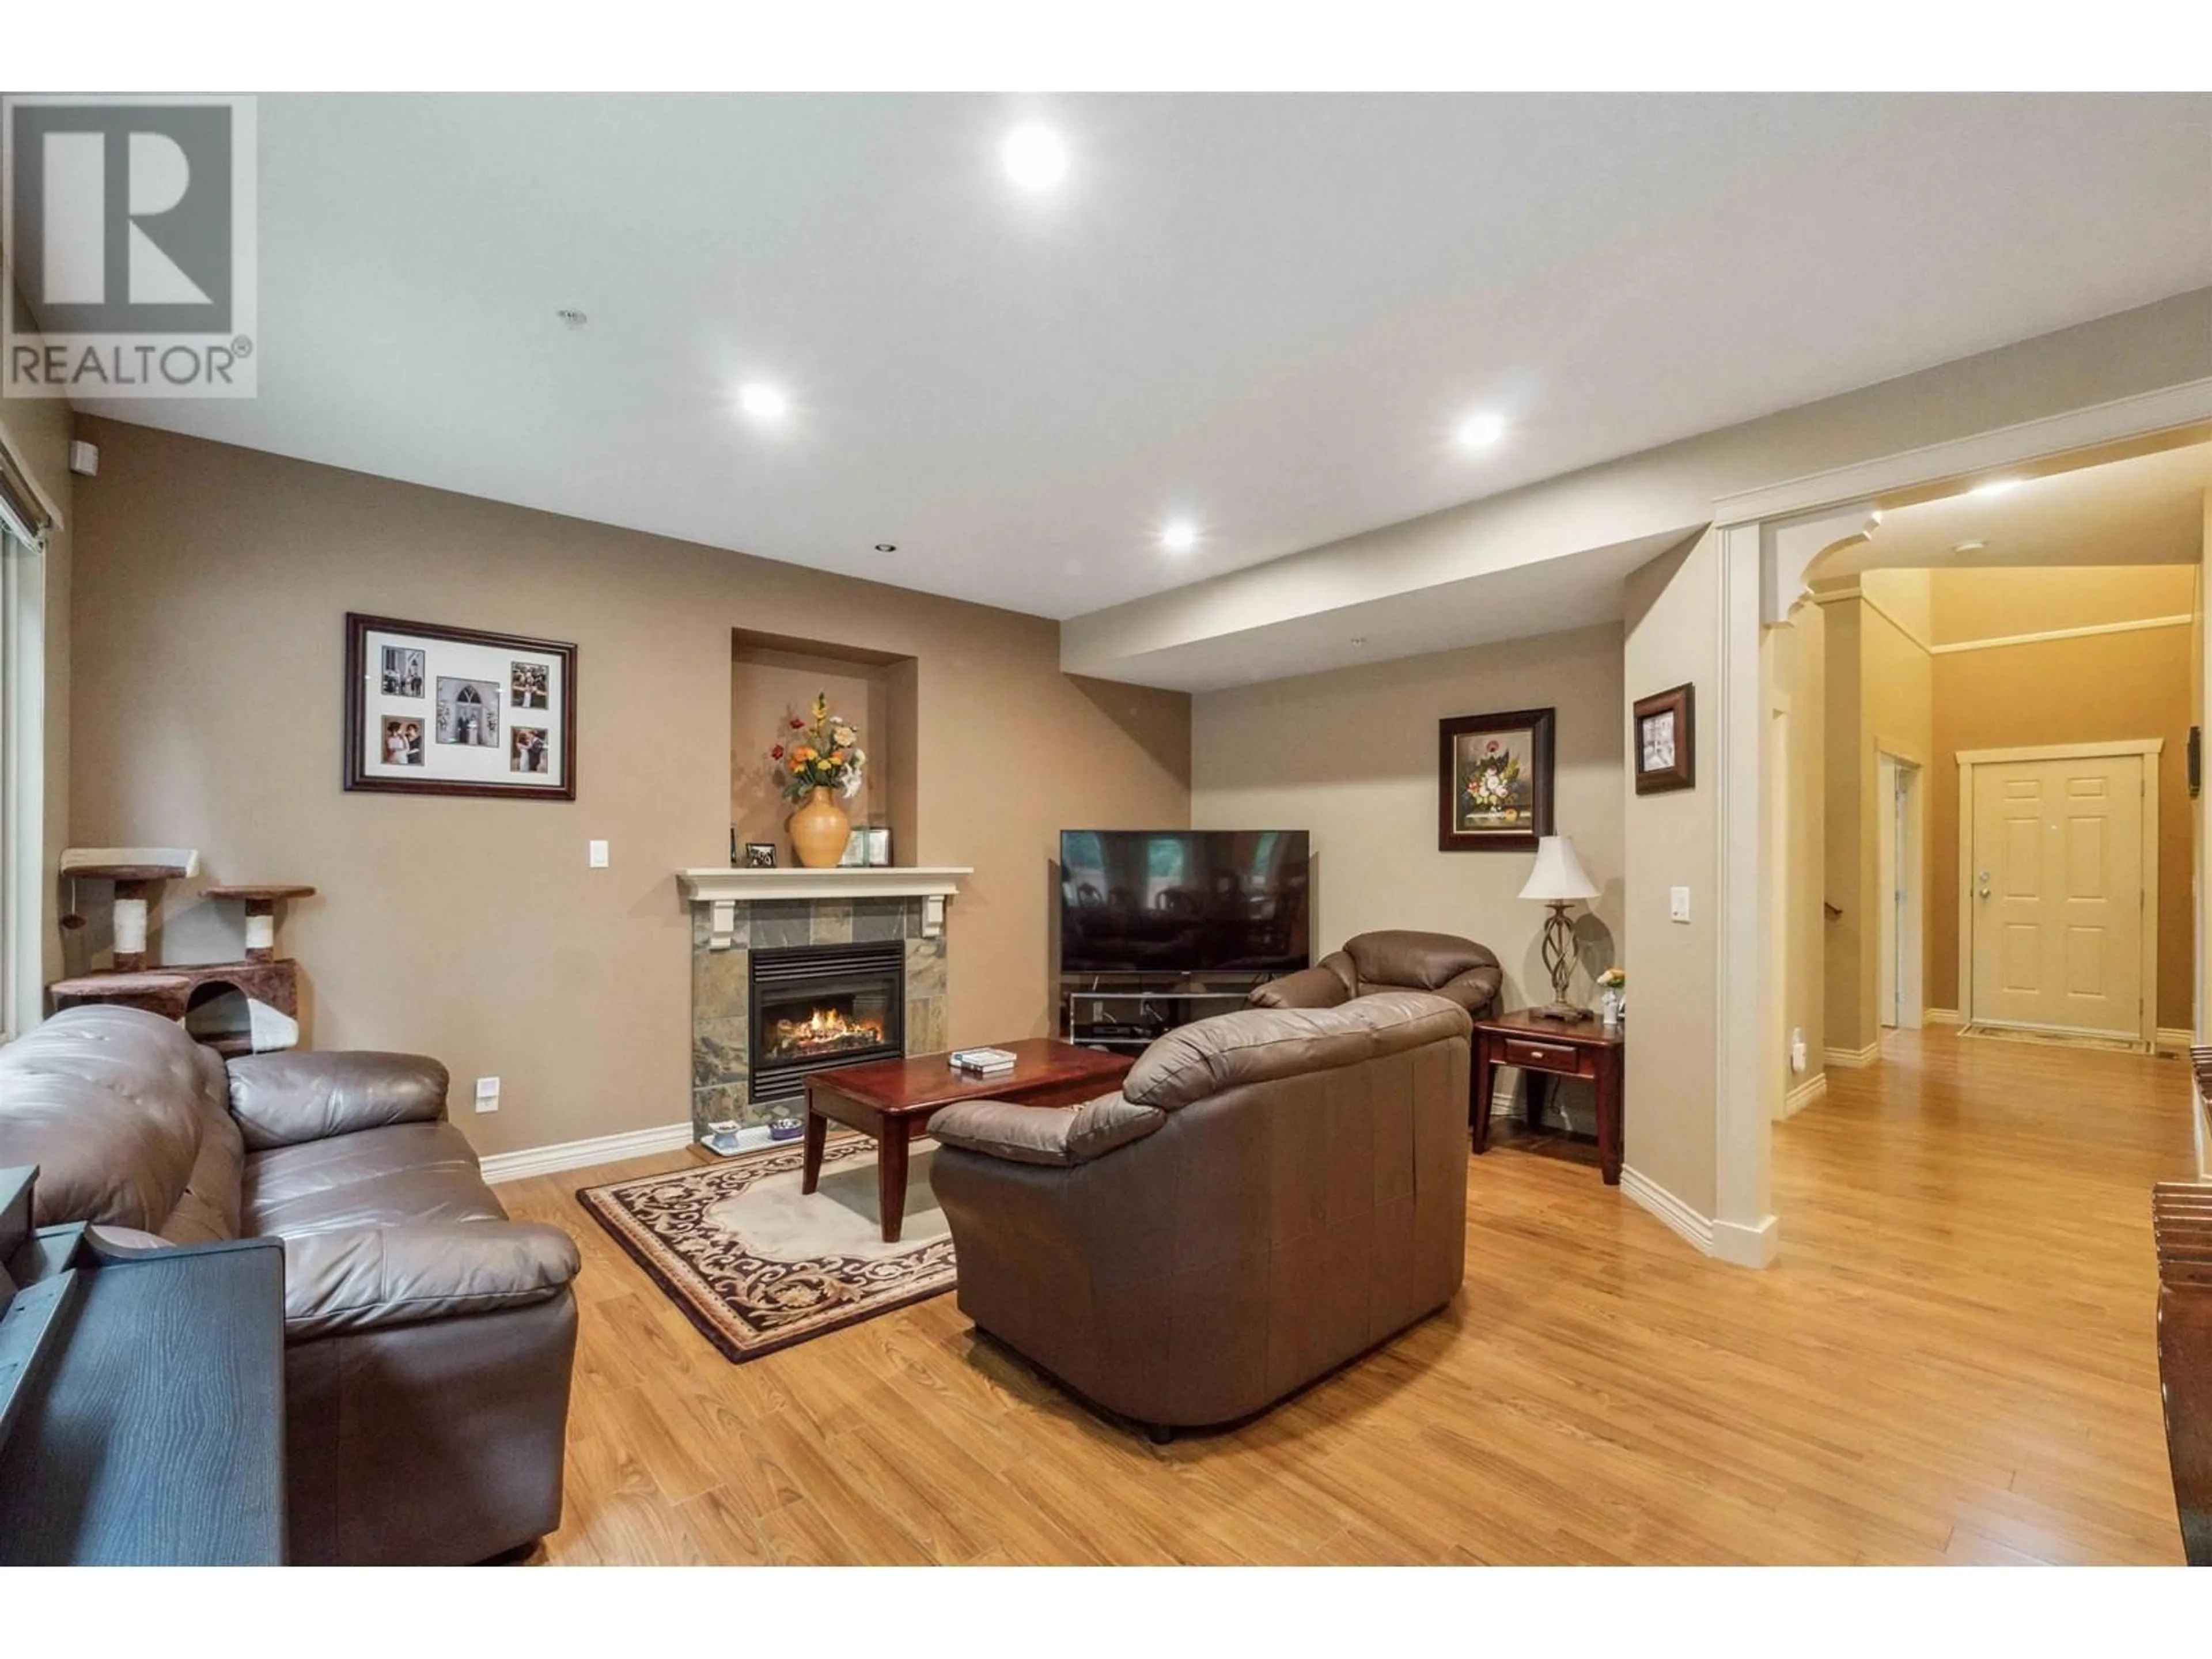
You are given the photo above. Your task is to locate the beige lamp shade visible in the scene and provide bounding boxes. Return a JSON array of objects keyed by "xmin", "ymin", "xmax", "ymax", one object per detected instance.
[{"xmin": 1518, "ymin": 835, "xmax": 1599, "ymax": 903}]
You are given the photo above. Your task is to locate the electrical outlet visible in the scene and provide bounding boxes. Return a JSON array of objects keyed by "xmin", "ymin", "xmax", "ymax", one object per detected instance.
[
  {"xmin": 588, "ymin": 840, "xmax": 609, "ymax": 869},
  {"xmin": 1669, "ymin": 886, "xmax": 1691, "ymax": 923},
  {"xmin": 475, "ymin": 1077, "xmax": 501, "ymax": 1114}
]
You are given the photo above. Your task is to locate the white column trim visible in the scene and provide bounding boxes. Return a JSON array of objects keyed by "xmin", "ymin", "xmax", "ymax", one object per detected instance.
[
  {"xmin": 1760, "ymin": 503, "xmax": 1881, "ymax": 624},
  {"xmin": 1927, "ymin": 614, "xmax": 2191, "ymax": 654},
  {"xmin": 1715, "ymin": 520, "xmax": 1778, "ymax": 1266},
  {"xmin": 1, "ymin": 517, "xmax": 45, "ymax": 1041}
]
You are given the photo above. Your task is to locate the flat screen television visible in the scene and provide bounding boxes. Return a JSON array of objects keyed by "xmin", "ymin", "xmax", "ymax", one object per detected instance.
[{"xmin": 1059, "ymin": 830, "xmax": 1309, "ymax": 976}]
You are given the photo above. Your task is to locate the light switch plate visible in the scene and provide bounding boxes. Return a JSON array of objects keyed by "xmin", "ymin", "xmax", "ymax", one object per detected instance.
[
  {"xmin": 588, "ymin": 840, "xmax": 609, "ymax": 868},
  {"xmin": 1669, "ymin": 886, "xmax": 1691, "ymax": 923},
  {"xmin": 475, "ymin": 1077, "xmax": 501, "ymax": 1113}
]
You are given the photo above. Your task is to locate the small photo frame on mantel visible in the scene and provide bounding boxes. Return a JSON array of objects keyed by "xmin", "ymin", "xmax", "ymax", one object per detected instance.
[
  {"xmin": 1633, "ymin": 683, "xmax": 1695, "ymax": 795},
  {"xmin": 345, "ymin": 613, "xmax": 578, "ymax": 801}
]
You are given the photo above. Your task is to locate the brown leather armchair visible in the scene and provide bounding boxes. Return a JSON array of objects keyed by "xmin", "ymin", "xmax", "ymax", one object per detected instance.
[
  {"xmin": 930, "ymin": 992, "xmax": 1471, "ymax": 1437},
  {"xmin": 1251, "ymin": 929, "xmax": 1501, "ymax": 1018},
  {"xmin": 0, "ymin": 1006, "xmax": 579, "ymax": 1565}
]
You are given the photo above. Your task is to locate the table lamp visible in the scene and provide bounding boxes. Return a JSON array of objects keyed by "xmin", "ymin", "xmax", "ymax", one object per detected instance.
[{"xmin": 1519, "ymin": 835, "xmax": 1599, "ymax": 1021}]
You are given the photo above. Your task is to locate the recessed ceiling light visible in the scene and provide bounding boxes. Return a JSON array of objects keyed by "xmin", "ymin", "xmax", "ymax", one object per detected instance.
[
  {"xmin": 1456, "ymin": 412, "xmax": 1508, "ymax": 449},
  {"xmin": 1971, "ymin": 479, "xmax": 2021, "ymax": 498},
  {"xmin": 1002, "ymin": 124, "xmax": 1069, "ymax": 191},
  {"xmin": 1161, "ymin": 521, "xmax": 1198, "ymax": 553},
  {"xmin": 874, "ymin": 543, "xmax": 897, "ymax": 553},
  {"xmin": 1953, "ymin": 540, "xmax": 1988, "ymax": 554},
  {"xmin": 737, "ymin": 382, "xmax": 787, "ymax": 421}
]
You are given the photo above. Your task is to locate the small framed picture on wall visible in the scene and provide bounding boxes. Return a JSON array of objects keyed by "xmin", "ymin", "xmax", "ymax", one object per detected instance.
[
  {"xmin": 1633, "ymin": 683, "xmax": 1695, "ymax": 795},
  {"xmin": 344, "ymin": 613, "xmax": 579, "ymax": 800}
]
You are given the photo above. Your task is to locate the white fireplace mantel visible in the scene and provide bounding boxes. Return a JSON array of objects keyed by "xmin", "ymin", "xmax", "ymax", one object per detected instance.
[{"xmin": 677, "ymin": 866, "xmax": 971, "ymax": 949}]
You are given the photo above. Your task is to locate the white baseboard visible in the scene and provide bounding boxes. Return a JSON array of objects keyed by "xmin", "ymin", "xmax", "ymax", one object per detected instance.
[
  {"xmin": 1823, "ymin": 1041, "xmax": 1881, "ymax": 1069},
  {"xmin": 1711, "ymin": 1214, "xmax": 1781, "ymax": 1268},
  {"xmin": 1620, "ymin": 1166, "xmax": 1714, "ymax": 1256},
  {"xmin": 1780, "ymin": 1073, "xmax": 1828, "ymax": 1119},
  {"xmin": 479, "ymin": 1120, "xmax": 695, "ymax": 1184},
  {"xmin": 2156, "ymin": 1027, "xmax": 2195, "ymax": 1055},
  {"xmin": 1923, "ymin": 1008, "xmax": 1963, "ymax": 1027},
  {"xmin": 1619, "ymin": 1166, "xmax": 1779, "ymax": 1270}
]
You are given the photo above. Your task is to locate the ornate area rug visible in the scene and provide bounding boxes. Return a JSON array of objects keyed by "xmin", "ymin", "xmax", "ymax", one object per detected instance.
[{"xmin": 578, "ymin": 1138, "xmax": 955, "ymax": 1362}]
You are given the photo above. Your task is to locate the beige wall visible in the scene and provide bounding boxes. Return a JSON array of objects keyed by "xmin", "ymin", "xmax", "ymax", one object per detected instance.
[
  {"xmin": 1820, "ymin": 596, "xmax": 1866, "ymax": 1056},
  {"xmin": 1773, "ymin": 599, "xmax": 1825, "ymax": 1102},
  {"xmin": 1929, "ymin": 620, "xmax": 2194, "ymax": 1030},
  {"xmin": 1859, "ymin": 583, "xmax": 1934, "ymax": 1039},
  {"xmin": 1930, "ymin": 563, "xmax": 2196, "ymax": 645},
  {"xmin": 0, "ymin": 354, "xmax": 74, "ymax": 989},
  {"xmin": 1191, "ymin": 621, "xmax": 1626, "ymax": 1013},
  {"xmin": 67, "ymin": 418, "xmax": 1190, "ymax": 1156},
  {"xmin": 1817, "ymin": 577, "xmax": 1934, "ymax": 1057},
  {"xmin": 1622, "ymin": 532, "xmax": 1720, "ymax": 1214}
]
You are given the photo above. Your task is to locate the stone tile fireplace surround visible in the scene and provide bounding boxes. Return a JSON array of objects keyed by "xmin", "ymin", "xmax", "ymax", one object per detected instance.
[{"xmin": 679, "ymin": 868, "xmax": 969, "ymax": 1150}]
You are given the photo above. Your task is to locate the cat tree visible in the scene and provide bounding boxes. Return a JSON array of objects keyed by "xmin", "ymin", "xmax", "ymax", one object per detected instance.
[{"xmin": 49, "ymin": 848, "xmax": 317, "ymax": 1055}]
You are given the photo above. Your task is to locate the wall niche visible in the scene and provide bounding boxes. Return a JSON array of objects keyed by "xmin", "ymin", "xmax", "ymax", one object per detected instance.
[{"xmin": 731, "ymin": 628, "xmax": 918, "ymax": 865}]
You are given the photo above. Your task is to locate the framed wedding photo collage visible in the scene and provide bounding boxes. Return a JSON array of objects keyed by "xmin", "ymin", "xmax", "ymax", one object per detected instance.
[{"xmin": 344, "ymin": 613, "xmax": 579, "ymax": 800}]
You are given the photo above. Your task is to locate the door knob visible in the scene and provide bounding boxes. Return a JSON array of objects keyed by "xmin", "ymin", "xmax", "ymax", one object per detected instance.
[{"xmin": 1977, "ymin": 869, "xmax": 1991, "ymax": 898}]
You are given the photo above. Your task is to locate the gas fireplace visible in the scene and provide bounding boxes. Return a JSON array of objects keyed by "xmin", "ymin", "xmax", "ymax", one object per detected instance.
[{"xmin": 748, "ymin": 941, "xmax": 906, "ymax": 1106}]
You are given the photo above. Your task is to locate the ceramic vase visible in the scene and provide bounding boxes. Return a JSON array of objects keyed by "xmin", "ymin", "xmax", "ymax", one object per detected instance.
[{"xmin": 789, "ymin": 786, "xmax": 851, "ymax": 869}]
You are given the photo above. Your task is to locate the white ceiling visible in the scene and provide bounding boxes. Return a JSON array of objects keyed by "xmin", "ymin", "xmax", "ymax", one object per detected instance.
[
  {"xmin": 1817, "ymin": 440, "xmax": 2212, "ymax": 578},
  {"xmin": 94, "ymin": 93, "xmax": 2212, "ymax": 621}
]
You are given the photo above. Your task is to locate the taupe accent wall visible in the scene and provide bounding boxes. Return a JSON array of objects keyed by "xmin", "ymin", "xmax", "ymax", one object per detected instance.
[
  {"xmin": 67, "ymin": 418, "xmax": 1190, "ymax": 1156},
  {"xmin": 1191, "ymin": 619, "xmax": 1627, "ymax": 1018}
]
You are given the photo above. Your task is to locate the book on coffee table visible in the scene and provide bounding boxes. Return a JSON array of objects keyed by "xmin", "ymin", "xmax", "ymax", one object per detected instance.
[{"xmin": 950, "ymin": 1046, "xmax": 1018, "ymax": 1074}]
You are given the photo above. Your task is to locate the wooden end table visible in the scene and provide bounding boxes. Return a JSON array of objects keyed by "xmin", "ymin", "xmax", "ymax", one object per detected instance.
[
  {"xmin": 1469, "ymin": 1010, "xmax": 1626, "ymax": 1185},
  {"xmin": 801, "ymin": 1038, "xmax": 1133, "ymax": 1241}
]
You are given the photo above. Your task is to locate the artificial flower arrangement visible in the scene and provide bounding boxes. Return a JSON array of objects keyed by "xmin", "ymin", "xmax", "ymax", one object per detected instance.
[
  {"xmin": 767, "ymin": 692, "xmax": 866, "ymax": 802},
  {"xmin": 1596, "ymin": 965, "xmax": 1626, "ymax": 1024}
]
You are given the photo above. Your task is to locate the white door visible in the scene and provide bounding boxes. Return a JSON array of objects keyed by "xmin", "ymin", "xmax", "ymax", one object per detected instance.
[{"xmin": 1968, "ymin": 752, "xmax": 2146, "ymax": 1040}]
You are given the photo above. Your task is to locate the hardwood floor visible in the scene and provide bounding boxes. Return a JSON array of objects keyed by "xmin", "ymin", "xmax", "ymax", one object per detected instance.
[{"xmin": 498, "ymin": 1027, "xmax": 2197, "ymax": 1564}]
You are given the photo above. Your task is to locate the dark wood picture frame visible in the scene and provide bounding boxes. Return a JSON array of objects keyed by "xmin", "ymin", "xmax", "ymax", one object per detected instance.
[
  {"xmin": 1438, "ymin": 707, "xmax": 1556, "ymax": 853},
  {"xmin": 343, "ymin": 612, "xmax": 579, "ymax": 801},
  {"xmin": 1633, "ymin": 683, "xmax": 1695, "ymax": 795}
]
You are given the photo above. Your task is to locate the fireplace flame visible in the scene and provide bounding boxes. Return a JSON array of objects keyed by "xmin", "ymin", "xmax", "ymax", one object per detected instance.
[{"xmin": 768, "ymin": 1004, "xmax": 888, "ymax": 1058}]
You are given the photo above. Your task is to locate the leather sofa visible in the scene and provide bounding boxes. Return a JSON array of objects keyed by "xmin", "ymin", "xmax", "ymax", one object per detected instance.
[
  {"xmin": 930, "ymin": 991, "xmax": 1471, "ymax": 1437},
  {"xmin": 1249, "ymin": 929, "xmax": 1502, "ymax": 1017},
  {"xmin": 0, "ymin": 1005, "xmax": 579, "ymax": 1565}
]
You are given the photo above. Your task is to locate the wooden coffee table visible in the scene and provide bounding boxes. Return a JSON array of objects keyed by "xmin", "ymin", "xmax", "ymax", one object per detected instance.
[{"xmin": 801, "ymin": 1039, "xmax": 1134, "ymax": 1241}]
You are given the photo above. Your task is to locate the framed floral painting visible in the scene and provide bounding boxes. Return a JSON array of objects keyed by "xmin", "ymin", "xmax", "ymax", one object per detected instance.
[{"xmin": 1438, "ymin": 707, "xmax": 1555, "ymax": 853}]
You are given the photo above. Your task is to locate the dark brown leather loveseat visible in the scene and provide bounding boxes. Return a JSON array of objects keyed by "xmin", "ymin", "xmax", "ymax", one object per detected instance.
[
  {"xmin": 0, "ymin": 1005, "xmax": 579, "ymax": 1565},
  {"xmin": 929, "ymin": 992, "xmax": 1471, "ymax": 1437},
  {"xmin": 1250, "ymin": 929, "xmax": 1502, "ymax": 1017}
]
